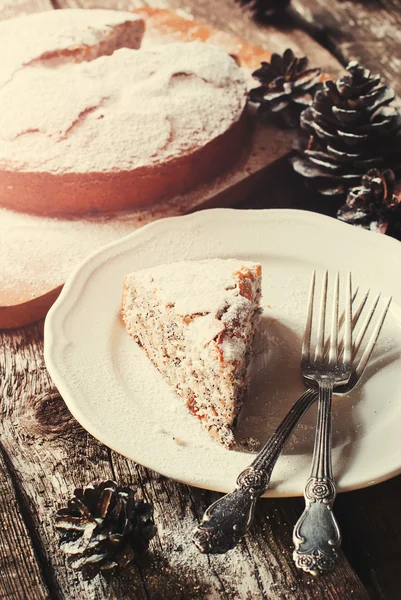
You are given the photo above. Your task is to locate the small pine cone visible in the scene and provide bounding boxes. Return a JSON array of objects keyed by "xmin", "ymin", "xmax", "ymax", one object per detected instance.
[
  {"xmin": 293, "ymin": 62, "xmax": 401, "ymax": 198},
  {"xmin": 337, "ymin": 168, "xmax": 401, "ymax": 238},
  {"xmin": 236, "ymin": 0, "xmax": 291, "ymax": 18},
  {"xmin": 249, "ymin": 48, "xmax": 321, "ymax": 128},
  {"xmin": 56, "ymin": 481, "xmax": 156, "ymax": 580}
]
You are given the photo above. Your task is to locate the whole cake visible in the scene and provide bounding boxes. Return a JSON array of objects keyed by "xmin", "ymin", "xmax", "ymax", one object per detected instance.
[
  {"xmin": 0, "ymin": 9, "xmax": 248, "ymax": 216},
  {"xmin": 121, "ymin": 259, "xmax": 262, "ymax": 448}
]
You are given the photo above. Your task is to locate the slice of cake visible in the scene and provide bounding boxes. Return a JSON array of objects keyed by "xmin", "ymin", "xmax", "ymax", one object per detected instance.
[{"xmin": 121, "ymin": 259, "xmax": 262, "ymax": 448}]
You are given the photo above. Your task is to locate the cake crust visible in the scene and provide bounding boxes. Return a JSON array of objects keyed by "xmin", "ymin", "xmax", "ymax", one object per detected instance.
[{"xmin": 0, "ymin": 113, "xmax": 246, "ymax": 215}]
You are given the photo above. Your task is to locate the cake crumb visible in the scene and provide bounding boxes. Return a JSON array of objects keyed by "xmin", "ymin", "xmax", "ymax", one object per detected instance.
[
  {"xmin": 239, "ymin": 436, "xmax": 261, "ymax": 452},
  {"xmin": 173, "ymin": 436, "xmax": 187, "ymax": 447}
]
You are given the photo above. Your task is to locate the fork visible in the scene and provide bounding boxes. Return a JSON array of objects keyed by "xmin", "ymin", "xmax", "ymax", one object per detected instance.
[
  {"xmin": 193, "ymin": 277, "xmax": 391, "ymax": 556},
  {"xmin": 291, "ymin": 271, "xmax": 352, "ymax": 576}
]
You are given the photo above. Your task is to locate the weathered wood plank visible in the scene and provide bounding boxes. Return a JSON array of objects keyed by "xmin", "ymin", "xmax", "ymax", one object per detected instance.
[
  {"xmin": 111, "ymin": 454, "xmax": 369, "ymax": 600},
  {"xmin": 0, "ymin": 324, "xmax": 149, "ymax": 600},
  {"xmin": 335, "ymin": 474, "xmax": 401, "ymax": 600},
  {"xmin": 0, "ymin": 449, "xmax": 50, "ymax": 600},
  {"xmin": 0, "ymin": 323, "xmax": 368, "ymax": 599},
  {"xmin": 291, "ymin": 0, "xmax": 401, "ymax": 97}
]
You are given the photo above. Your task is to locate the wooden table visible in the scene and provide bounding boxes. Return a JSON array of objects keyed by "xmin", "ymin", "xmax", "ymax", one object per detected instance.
[{"xmin": 1, "ymin": 1, "xmax": 400, "ymax": 599}]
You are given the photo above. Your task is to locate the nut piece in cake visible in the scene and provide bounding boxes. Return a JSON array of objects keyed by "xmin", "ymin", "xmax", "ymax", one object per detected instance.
[{"xmin": 121, "ymin": 259, "xmax": 262, "ymax": 448}]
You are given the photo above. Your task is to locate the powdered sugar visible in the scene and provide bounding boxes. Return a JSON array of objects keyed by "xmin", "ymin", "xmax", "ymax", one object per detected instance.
[
  {"xmin": 220, "ymin": 335, "xmax": 246, "ymax": 362},
  {"xmin": 127, "ymin": 259, "xmax": 258, "ymax": 317},
  {"xmin": 0, "ymin": 122, "xmax": 287, "ymax": 310},
  {"xmin": 0, "ymin": 208, "xmax": 140, "ymax": 302},
  {"xmin": 186, "ymin": 313, "xmax": 225, "ymax": 346},
  {"xmin": 0, "ymin": 9, "xmax": 247, "ymax": 173},
  {"xmin": 153, "ymin": 515, "xmax": 273, "ymax": 599},
  {"xmin": 0, "ymin": 9, "xmax": 144, "ymax": 86},
  {"xmin": 0, "ymin": 8, "xmax": 293, "ymax": 318}
]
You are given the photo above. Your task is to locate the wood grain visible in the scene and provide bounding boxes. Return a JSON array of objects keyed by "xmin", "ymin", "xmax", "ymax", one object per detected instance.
[
  {"xmin": 0, "ymin": 449, "xmax": 50, "ymax": 600},
  {"xmin": 335, "ymin": 475, "xmax": 401, "ymax": 599},
  {"xmin": 0, "ymin": 1, "xmax": 400, "ymax": 599},
  {"xmin": 291, "ymin": 0, "xmax": 401, "ymax": 96},
  {"xmin": 0, "ymin": 324, "xmax": 144, "ymax": 600},
  {"xmin": 0, "ymin": 324, "xmax": 368, "ymax": 600}
]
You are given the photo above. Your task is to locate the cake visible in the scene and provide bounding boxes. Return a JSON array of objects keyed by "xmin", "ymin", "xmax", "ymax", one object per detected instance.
[
  {"xmin": 121, "ymin": 259, "xmax": 262, "ymax": 448},
  {"xmin": 0, "ymin": 9, "xmax": 248, "ymax": 216}
]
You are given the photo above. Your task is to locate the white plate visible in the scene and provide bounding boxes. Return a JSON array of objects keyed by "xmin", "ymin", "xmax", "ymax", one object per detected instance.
[{"xmin": 44, "ymin": 209, "xmax": 401, "ymax": 497}]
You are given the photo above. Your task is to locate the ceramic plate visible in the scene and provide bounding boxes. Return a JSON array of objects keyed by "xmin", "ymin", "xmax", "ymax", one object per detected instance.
[{"xmin": 44, "ymin": 209, "xmax": 401, "ymax": 497}]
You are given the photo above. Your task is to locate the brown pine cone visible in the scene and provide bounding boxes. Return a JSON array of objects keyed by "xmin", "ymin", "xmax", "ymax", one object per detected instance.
[
  {"xmin": 337, "ymin": 168, "xmax": 401, "ymax": 239},
  {"xmin": 55, "ymin": 480, "xmax": 156, "ymax": 580},
  {"xmin": 249, "ymin": 48, "xmax": 321, "ymax": 127},
  {"xmin": 293, "ymin": 62, "xmax": 401, "ymax": 198}
]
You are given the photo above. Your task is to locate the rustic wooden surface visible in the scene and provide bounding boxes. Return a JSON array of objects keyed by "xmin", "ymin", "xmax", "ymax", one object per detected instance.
[
  {"xmin": 1, "ymin": 1, "xmax": 401, "ymax": 599},
  {"xmin": 0, "ymin": 326, "xmax": 370, "ymax": 600},
  {"xmin": 291, "ymin": 0, "xmax": 401, "ymax": 98}
]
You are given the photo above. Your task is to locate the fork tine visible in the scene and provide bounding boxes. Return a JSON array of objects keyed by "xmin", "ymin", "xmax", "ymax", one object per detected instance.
[
  {"xmin": 302, "ymin": 271, "xmax": 315, "ymax": 363},
  {"xmin": 325, "ymin": 287, "xmax": 364, "ymax": 356},
  {"xmin": 352, "ymin": 289, "xmax": 370, "ymax": 327},
  {"xmin": 355, "ymin": 297, "xmax": 392, "ymax": 378},
  {"xmin": 337, "ymin": 288, "xmax": 369, "ymax": 357},
  {"xmin": 353, "ymin": 293, "xmax": 380, "ymax": 358},
  {"xmin": 329, "ymin": 272, "xmax": 340, "ymax": 364},
  {"xmin": 315, "ymin": 270, "xmax": 328, "ymax": 363},
  {"xmin": 342, "ymin": 272, "xmax": 353, "ymax": 365}
]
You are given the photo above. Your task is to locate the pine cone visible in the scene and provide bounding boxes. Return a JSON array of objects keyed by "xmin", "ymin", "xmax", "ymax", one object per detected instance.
[
  {"xmin": 56, "ymin": 480, "xmax": 156, "ymax": 580},
  {"xmin": 337, "ymin": 168, "xmax": 401, "ymax": 238},
  {"xmin": 249, "ymin": 49, "xmax": 321, "ymax": 127},
  {"xmin": 236, "ymin": 0, "xmax": 291, "ymax": 19},
  {"xmin": 293, "ymin": 62, "xmax": 401, "ymax": 198}
]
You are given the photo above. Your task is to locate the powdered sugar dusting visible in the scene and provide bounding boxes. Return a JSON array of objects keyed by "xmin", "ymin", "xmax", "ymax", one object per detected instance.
[
  {"xmin": 0, "ymin": 122, "xmax": 288, "ymax": 307},
  {"xmin": 127, "ymin": 259, "xmax": 258, "ymax": 316},
  {"xmin": 221, "ymin": 335, "xmax": 246, "ymax": 362},
  {"xmin": 0, "ymin": 22, "xmax": 247, "ymax": 171},
  {"xmin": 0, "ymin": 208, "xmax": 140, "ymax": 301},
  {"xmin": 0, "ymin": 9, "xmax": 292, "ymax": 315},
  {"xmin": 152, "ymin": 515, "xmax": 274, "ymax": 599},
  {"xmin": 0, "ymin": 9, "xmax": 144, "ymax": 86}
]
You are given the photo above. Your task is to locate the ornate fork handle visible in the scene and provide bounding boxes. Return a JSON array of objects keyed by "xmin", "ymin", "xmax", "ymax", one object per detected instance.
[
  {"xmin": 293, "ymin": 380, "xmax": 341, "ymax": 575},
  {"xmin": 193, "ymin": 388, "xmax": 317, "ymax": 554}
]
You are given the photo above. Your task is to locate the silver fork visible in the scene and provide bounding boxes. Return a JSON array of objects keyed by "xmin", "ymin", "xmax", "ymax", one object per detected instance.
[
  {"xmin": 193, "ymin": 278, "xmax": 391, "ymax": 556},
  {"xmin": 292, "ymin": 271, "xmax": 352, "ymax": 576}
]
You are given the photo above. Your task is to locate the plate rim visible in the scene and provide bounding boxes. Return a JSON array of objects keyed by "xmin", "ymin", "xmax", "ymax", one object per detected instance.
[{"xmin": 44, "ymin": 208, "xmax": 401, "ymax": 497}]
